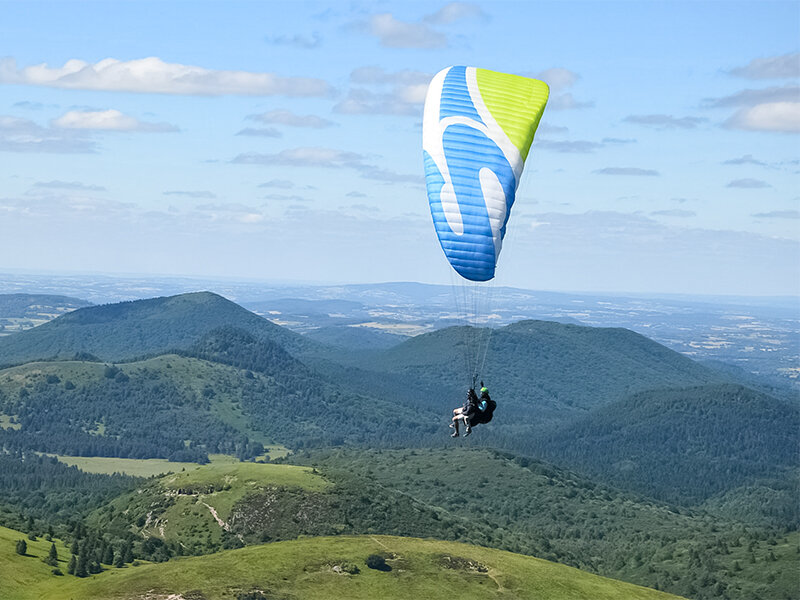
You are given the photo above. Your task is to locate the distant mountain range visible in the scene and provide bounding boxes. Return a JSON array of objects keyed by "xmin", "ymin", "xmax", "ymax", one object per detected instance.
[{"xmin": 0, "ymin": 291, "xmax": 796, "ymax": 513}]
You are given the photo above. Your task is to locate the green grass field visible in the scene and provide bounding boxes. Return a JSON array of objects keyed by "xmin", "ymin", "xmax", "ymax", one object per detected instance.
[
  {"xmin": 48, "ymin": 454, "xmax": 202, "ymax": 477},
  {"xmin": 155, "ymin": 459, "xmax": 330, "ymax": 532},
  {"xmin": 0, "ymin": 525, "xmax": 73, "ymax": 598},
  {"xmin": 86, "ymin": 458, "xmax": 332, "ymax": 553},
  {"xmin": 1, "ymin": 527, "xmax": 686, "ymax": 600},
  {"xmin": 49, "ymin": 451, "xmax": 294, "ymax": 478}
]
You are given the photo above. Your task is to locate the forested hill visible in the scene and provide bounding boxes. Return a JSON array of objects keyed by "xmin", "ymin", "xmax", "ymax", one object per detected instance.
[
  {"xmin": 352, "ymin": 320, "xmax": 723, "ymax": 424},
  {"xmin": 535, "ymin": 383, "xmax": 800, "ymax": 505},
  {"xmin": 0, "ymin": 291, "xmax": 318, "ymax": 365},
  {"xmin": 0, "ymin": 293, "xmax": 92, "ymax": 317}
]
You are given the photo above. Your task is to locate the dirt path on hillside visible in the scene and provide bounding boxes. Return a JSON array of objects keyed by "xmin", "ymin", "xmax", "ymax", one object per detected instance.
[{"xmin": 201, "ymin": 501, "xmax": 231, "ymax": 531}]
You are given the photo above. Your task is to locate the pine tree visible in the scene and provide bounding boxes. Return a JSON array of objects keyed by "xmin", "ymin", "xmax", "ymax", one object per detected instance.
[
  {"xmin": 122, "ymin": 540, "xmax": 134, "ymax": 563},
  {"xmin": 47, "ymin": 542, "xmax": 59, "ymax": 566},
  {"xmin": 75, "ymin": 554, "xmax": 88, "ymax": 578},
  {"xmin": 113, "ymin": 551, "xmax": 125, "ymax": 568},
  {"xmin": 67, "ymin": 555, "xmax": 76, "ymax": 575},
  {"xmin": 15, "ymin": 539, "xmax": 27, "ymax": 555},
  {"xmin": 102, "ymin": 543, "xmax": 114, "ymax": 565}
]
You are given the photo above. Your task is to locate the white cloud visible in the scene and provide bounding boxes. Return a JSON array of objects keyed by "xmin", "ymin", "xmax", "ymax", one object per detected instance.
[
  {"xmin": 537, "ymin": 68, "xmax": 579, "ymax": 92},
  {"xmin": 624, "ymin": 114, "xmax": 707, "ymax": 129},
  {"xmin": 705, "ymin": 84, "xmax": 800, "ymax": 108},
  {"xmin": 258, "ymin": 179, "xmax": 295, "ymax": 189},
  {"xmin": 265, "ymin": 32, "xmax": 322, "ymax": 49},
  {"xmin": 261, "ymin": 193, "xmax": 310, "ymax": 202},
  {"xmin": 722, "ymin": 154, "xmax": 768, "ymax": 166},
  {"xmin": 350, "ymin": 66, "xmax": 432, "ymax": 86},
  {"xmin": 537, "ymin": 123, "xmax": 569, "ymax": 135},
  {"xmin": 0, "ymin": 115, "xmax": 95, "ymax": 153},
  {"xmin": 364, "ymin": 13, "xmax": 446, "ymax": 48},
  {"xmin": 0, "ymin": 56, "xmax": 332, "ymax": 97},
  {"xmin": 233, "ymin": 146, "xmax": 363, "ymax": 168},
  {"xmin": 548, "ymin": 92, "xmax": 594, "ymax": 111},
  {"xmin": 724, "ymin": 102, "xmax": 800, "ymax": 133},
  {"xmin": 531, "ymin": 68, "xmax": 592, "ymax": 111},
  {"xmin": 513, "ymin": 211, "xmax": 800, "ymax": 295},
  {"xmin": 52, "ymin": 109, "xmax": 178, "ymax": 132},
  {"xmin": 595, "ymin": 167, "xmax": 660, "ymax": 176},
  {"xmin": 195, "ymin": 202, "xmax": 264, "ymax": 223},
  {"xmin": 163, "ymin": 190, "xmax": 217, "ymax": 199},
  {"xmin": 726, "ymin": 178, "xmax": 771, "ymax": 189},
  {"xmin": 334, "ymin": 87, "xmax": 424, "ymax": 116},
  {"xmin": 751, "ymin": 210, "xmax": 799, "ymax": 219},
  {"xmin": 0, "ymin": 194, "xmax": 134, "ymax": 218},
  {"xmin": 730, "ymin": 52, "xmax": 800, "ymax": 79},
  {"xmin": 335, "ymin": 67, "xmax": 431, "ymax": 116},
  {"xmin": 232, "ymin": 146, "xmax": 420, "ymax": 183},
  {"xmin": 536, "ymin": 140, "xmax": 602, "ymax": 153},
  {"xmin": 235, "ymin": 127, "xmax": 282, "ymax": 138},
  {"xmin": 34, "ymin": 180, "xmax": 105, "ymax": 191},
  {"xmin": 651, "ymin": 209, "xmax": 696, "ymax": 218},
  {"xmin": 248, "ymin": 109, "xmax": 334, "ymax": 128},
  {"xmin": 423, "ymin": 2, "xmax": 485, "ymax": 24},
  {"xmin": 357, "ymin": 165, "xmax": 424, "ymax": 184}
]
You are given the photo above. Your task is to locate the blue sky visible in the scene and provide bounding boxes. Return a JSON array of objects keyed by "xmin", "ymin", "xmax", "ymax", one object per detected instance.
[{"xmin": 1, "ymin": 0, "xmax": 798, "ymax": 295}]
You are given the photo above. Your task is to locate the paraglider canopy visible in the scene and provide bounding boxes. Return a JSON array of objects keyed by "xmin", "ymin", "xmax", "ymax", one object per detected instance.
[{"xmin": 422, "ymin": 66, "xmax": 549, "ymax": 282}]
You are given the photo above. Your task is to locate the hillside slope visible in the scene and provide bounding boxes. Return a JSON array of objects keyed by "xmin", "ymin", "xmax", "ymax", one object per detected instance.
[
  {"xmin": 535, "ymin": 384, "xmax": 800, "ymax": 504},
  {"xmin": 0, "ymin": 291, "xmax": 317, "ymax": 365},
  {"xmin": 291, "ymin": 448, "xmax": 799, "ymax": 600},
  {"xmin": 1, "ymin": 529, "xmax": 686, "ymax": 600},
  {"xmin": 351, "ymin": 320, "xmax": 723, "ymax": 428}
]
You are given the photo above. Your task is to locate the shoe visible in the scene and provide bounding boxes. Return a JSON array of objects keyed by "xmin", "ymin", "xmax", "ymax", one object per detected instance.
[
  {"xmin": 464, "ymin": 426, "xmax": 471, "ymax": 437},
  {"xmin": 449, "ymin": 422, "xmax": 455, "ymax": 429},
  {"xmin": 451, "ymin": 431, "xmax": 459, "ymax": 437}
]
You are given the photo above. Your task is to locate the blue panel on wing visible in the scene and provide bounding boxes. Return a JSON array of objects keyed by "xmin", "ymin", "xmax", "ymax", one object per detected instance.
[
  {"xmin": 423, "ymin": 123, "xmax": 515, "ymax": 282},
  {"xmin": 439, "ymin": 66, "xmax": 484, "ymax": 126}
]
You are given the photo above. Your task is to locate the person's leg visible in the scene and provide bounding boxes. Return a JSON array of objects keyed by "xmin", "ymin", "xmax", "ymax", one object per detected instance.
[{"xmin": 451, "ymin": 406, "xmax": 464, "ymax": 429}]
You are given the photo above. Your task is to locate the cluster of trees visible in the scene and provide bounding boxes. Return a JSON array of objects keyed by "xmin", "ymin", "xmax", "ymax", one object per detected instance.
[
  {"xmin": 288, "ymin": 447, "xmax": 799, "ymax": 600},
  {"xmin": 179, "ymin": 327, "xmax": 430, "ymax": 449},
  {"xmin": 7, "ymin": 508, "xmax": 180, "ymax": 580},
  {"xmin": 0, "ymin": 452, "xmax": 138, "ymax": 528},
  {"xmin": 534, "ymin": 384, "xmax": 800, "ymax": 507},
  {"xmin": 0, "ymin": 359, "xmax": 264, "ymax": 462}
]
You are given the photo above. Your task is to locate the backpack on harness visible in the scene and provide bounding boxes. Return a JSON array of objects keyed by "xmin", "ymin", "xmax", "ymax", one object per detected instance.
[{"xmin": 472, "ymin": 398, "xmax": 496, "ymax": 425}]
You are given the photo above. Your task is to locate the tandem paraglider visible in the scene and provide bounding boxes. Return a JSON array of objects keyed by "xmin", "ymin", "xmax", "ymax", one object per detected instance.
[{"xmin": 422, "ymin": 66, "xmax": 548, "ymax": 437}]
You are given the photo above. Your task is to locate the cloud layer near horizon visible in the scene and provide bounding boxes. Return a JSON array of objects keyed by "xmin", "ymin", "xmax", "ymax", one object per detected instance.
[{"xmin": 0, "ymin": 57, "xmax": 332, "ymax": 97}]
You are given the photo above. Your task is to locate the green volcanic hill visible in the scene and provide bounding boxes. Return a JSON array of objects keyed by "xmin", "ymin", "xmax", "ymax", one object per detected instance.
[
  {"xmin": 535, "ymin": 383, "xmax": 800, "ymax": 505},
  {"xmin": 0, "ymin": 525, "xmax": 686, "ymax": 600},
  {"xmin": 351, "ymin": 320, "xmax": 723, "ymax": 430},
  {"xmin": 0, "ymin": 292, "xmax": 791, "ymax": 506},
  {"xmin": 0, "ymin": 339, "xmax": 418, "ymax": 460},
  {"xmin": 291, "ymin": 448, "xmax": 800, "ymax": 600},
  {"xmin": 0, "ymin": 291, "xmax": 316, "ymax": 365}
]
